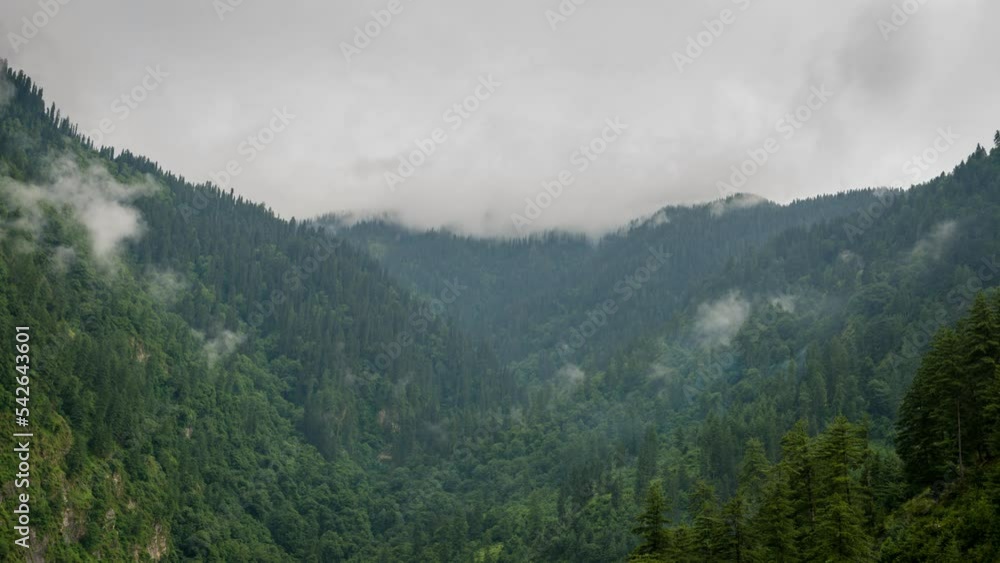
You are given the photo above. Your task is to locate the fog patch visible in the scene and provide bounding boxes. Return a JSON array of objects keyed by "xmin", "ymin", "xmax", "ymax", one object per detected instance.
[
  {"xmin": 839, "ymin": 249, "xmax": 865, "ymax": 270},
  {"xmin": 646, "ymin": 209, "xmax": 670, "ymax": 227},
  {"xmin": 50, "ymin": 245, "xmax": 78, "ymax": 274},
  {"xmin": 646, "ymin": 353, "xmax": 680, "ymax": 383},
  {"xmin": 0, "ymin": 158, "xmax": 154, "ymax": 268},
  {"xmin": 769, "ymin": 294, "xmax": 797, "ymax": 313},
  {"xmin": 196, "ymin": 329, "xmax": 246, "ymax": 366},
  {"xmin": 694, "ymin": 291, "xmax": 751, "ymax": 348},
  {"xmin": 146, "ymin": 268, "xmax": 189, "ymax": 305},
  {"xmin": 556, "ymin": 363, "xmax": 585, "ymax": 385},
  {"xmin": 839, "ymin": 249, "xmax": 860, "ymax": 263},
  {"xmin": 910, "ymin": 220, "xmax": 957, "ymax": 262},
  {"xmin": 709, "ymin": 194, "xmax": 769, "ymax": 218}
]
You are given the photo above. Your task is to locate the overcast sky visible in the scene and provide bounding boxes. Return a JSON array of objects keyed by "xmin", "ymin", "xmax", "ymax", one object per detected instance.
[{"xmin": 1, "ymin": 0, "xmax": 996, "ymax": 235}]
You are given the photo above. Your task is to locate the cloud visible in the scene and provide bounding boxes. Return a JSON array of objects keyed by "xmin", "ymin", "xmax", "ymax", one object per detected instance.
[
  {"xmin": 769, "ymin": 294, "xmax": 797, "ymax": 313},
  {"xmin": 646, "ymin": 209, "xmax": 670, "ymax": 227},
  {"xmin": 146, "ymin": 268, "xmax": 189, "ymax": 305},
  {"xmin": 198, "ymin": 330, "xmax": 245, "ymax": 366},
  {"xmin": 556, "ymin": 363, "xmax": 585, "ymax": 385},
  {"xmin": 709, "ymin": 194, "xmax": 769, "ymax": 217},
  {"xmin": 838, "ymin": 249, "xmax": 865, "ymax": 270},
  {"xmin": 0, "ymin": 158, "xmax": 153, "ymax": 267},
  {"xmin": 49, "ymin": 245, "xmax": 77, "ymax": 273},
  {"xmin": 694, "ymin": 291, "xmax": 751, "ymax": 348},
  {"xmin": 646, "ymin": 353, "xmax": 677, "ymax": 381},
  {"xmin": 2, "ymin": 0, "xmax": 996, "ymax": 235},
  {"xmin": 909, "ymin": 220, "xmax": 957, "ymax": 262}
]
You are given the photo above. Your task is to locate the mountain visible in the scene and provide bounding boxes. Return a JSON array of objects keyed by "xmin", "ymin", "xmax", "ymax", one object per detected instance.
[
  {"xmin": 1, "ymin": 60, "xmax": 999, "ymax": 561},
  {"xmin": 0, "ymin": 60, "xmax": 507, "ymax": 561},
  {"xmin": 325, "ymin": 191, "xmax": 888, "ymax": 368}
]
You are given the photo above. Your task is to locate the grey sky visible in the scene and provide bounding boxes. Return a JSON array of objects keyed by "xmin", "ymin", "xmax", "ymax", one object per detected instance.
[{"xmin": 1, "ymin": 0, "xmax": 995, "ymax": 235}]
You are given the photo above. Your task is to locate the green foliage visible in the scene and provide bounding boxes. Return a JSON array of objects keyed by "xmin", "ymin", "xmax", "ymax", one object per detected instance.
[
  {"xmin": 630, "ymin": 480, "xmax": 670, "ymax": 559},
  {"xmin": 627, "ymin": 299, "xmax": 1000, "ymax": 562},
  {"xmin": 897, "ymin": 293, "xmax": 1000, "ymax": 489}
]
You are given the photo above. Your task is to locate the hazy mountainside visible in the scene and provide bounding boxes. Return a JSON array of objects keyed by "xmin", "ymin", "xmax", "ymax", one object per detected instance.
[
  {"xmin": 1, "ymin": 60, "xmax": 999, "ymax": 562},
  {"xmin": 0, "ymin": 62, "xmax": 509, "ymax": 561},
  {"xmin": 327, "ymin": 192, "xmax": 884, "ymax": 368},
  {"xmin": 626, "ymin": 293, "xmax": 1000, "ymax": 562},
  {"xmin": 333, "ymin": 135, "xmax": 1000, "ymax": 559},
  {"xmin": 332, "ymin": 141, "xmax": 1000, "ymax": 452}
]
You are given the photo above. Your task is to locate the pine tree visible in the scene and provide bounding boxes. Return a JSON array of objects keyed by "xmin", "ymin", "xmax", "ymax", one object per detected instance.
[
  {"xmin": 989, "ymin": 291, "xmax": 1000, "ymax": 455},
  {"xmin": 960, "ymin": 293, "xmax": 999, "ymax": 464},
  {"xmin": 808, "ymin": 497, "xmax": 872, "ymax": 562},
  {"xmin": 897, "ymin": 327, "xmax": 962, "ymax": 487},
  {"xmin": 814, "ymin": 416, "xmax": 866, "ymax": 503},
  {"xmin": 738, "ymin": 438, "xmax": 770, "ymax": 515},
  {"xmin": 665, "ymin": 526, "xmax": 697, "ymax": 563},
  {"xmin": 897, "ymin": 293, "xmax": 1000, "ymax": 491},
  {"xmin": 689, "ymin": 480, "xmax": 727, "ymax": 561},
  {"xmin": 779, "ymin": 420, "xmax": 817, "ymax": 549},
  {"xmin": 631, "ymin": 480, "xmax": 670, "ymax": 560},
  {"xmin": 810, "ymin": 417, "xmax": 873, "ymax": 561},
  {"xmin": 721, "ymin": 492, "xmax": 751, "ymax": 563},
  {"xmin": 749, "ymin": 464, "xmax": 798, "ymax": 563},
  {"xmin": 635, "ymin": 426, "xmax": 659, "ymax": 500}
]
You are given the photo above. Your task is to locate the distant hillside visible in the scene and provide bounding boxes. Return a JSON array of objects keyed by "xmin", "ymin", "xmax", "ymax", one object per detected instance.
[{"xmin": 326, "ymin": 190, "xmax": 885, "ymax": 368}]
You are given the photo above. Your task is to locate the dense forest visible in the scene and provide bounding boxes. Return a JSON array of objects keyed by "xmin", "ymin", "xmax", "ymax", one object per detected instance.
[
  {"xmin": 1, "ymin": 60, "xmax": 999, "ymax": 561},
  {"xmin": 629, "ymin": 293, "xmax": 1000, "ymax": 561}
]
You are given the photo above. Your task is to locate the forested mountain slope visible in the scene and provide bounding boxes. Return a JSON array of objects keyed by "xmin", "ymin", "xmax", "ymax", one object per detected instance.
[
  {"xmin": 327, "ymin": 191, "xmax": 884, "ymax": 367},
  {"xmin": 630, "ymin": 293, "xmax": 1000, "ymax": 562},
  {"xmin": 336, "ymin": 134, "xmax": 1000, "ymax": 560},
  {"xmin": 0, "ymin": 61, "xmax": 509, "ymax": 561}
]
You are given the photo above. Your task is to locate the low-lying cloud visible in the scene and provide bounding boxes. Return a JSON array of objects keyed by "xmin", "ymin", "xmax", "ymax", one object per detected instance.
[
  {"xmin": 709, "ymin": 194, "xmax": 769, "ymax": 217},
  {"xmin": 557, "ymin": 363, "xmax": 585, "ymax": 385},
  {"xmin": 694, "ymin": 291, "xmax": 751, "ymax": 348},
  {"xmin": 3, "ymin": 0, "xmax": 996, "ymax": 235},
  {"xmin": 0, "ymin": 158, "xmax": 153, "ymax": 267},
  {"xmin": 147, "ymin": 268, "xmax": 189, "ymax": 305},
  {"xmin": 909, "ymin": 219, "xmax": 957, "ymax": 262},
  {"xmin": 769, "ymin": 293, "xmax": 797, "ymax": 313},
  {"xmin": 198, "ymin": 329, "xmax": 246, "ymax": 366},
  {"xmin": 49, "ymin": 245, "xmax": 77, "ymax": 273}
]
